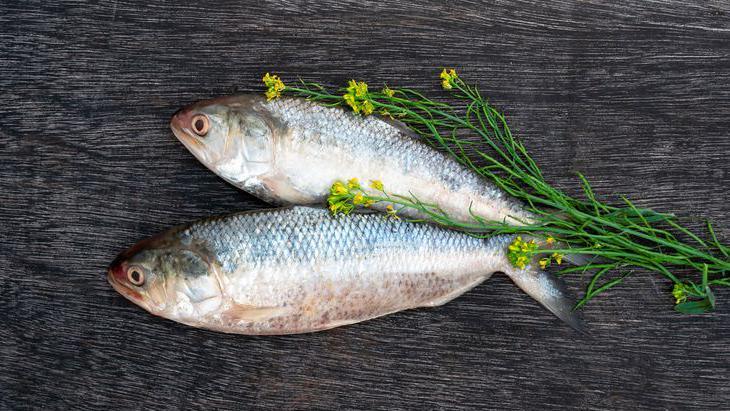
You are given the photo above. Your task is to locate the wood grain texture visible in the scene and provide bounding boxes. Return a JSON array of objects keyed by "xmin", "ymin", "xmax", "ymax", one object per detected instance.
[{"xmin": 1, "ymin": 0, "xmax": 729, "ymax": 409}]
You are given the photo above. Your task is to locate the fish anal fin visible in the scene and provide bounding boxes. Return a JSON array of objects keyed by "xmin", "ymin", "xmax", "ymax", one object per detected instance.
[{"xmin": 421, "ymin": 275, "xmax": 488, "ymax": 308}]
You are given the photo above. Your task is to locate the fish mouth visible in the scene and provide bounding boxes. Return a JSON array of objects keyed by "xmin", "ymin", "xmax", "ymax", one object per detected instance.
[
  {"xmin": 170, "ymin": 108, "xmax": 210, "ymax": 164},
  {"xmin": 107, "ymin": 269, "xmax": 152, "ymax": 312}
]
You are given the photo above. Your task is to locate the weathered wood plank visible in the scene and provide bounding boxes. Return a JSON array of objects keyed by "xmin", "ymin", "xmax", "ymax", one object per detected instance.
[{"xmin": 1, "ymin": 0, "xmax": 728, "ymax": 409}]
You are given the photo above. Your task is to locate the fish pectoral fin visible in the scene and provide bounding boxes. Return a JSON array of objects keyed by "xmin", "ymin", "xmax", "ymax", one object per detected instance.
[
  {"xmin": 258, "ymin": 174, "xmax": 319, "ymax": 205},
  {"xmin": 220, "ymin": 303, "xmax": 291, "ymax": 322}
]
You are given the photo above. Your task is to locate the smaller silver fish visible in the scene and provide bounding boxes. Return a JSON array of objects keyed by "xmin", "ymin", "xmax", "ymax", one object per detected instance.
[
  {"xmin": 170, "ymin": 95, "xmax": 534, "ymax": 225},
  {"xmin": 108, "ymin": 206, "xmax": 581, "ymax": 335}
]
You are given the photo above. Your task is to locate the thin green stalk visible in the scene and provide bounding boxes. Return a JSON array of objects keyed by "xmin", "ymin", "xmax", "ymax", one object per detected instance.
[{"xmin": 266, "ymin": 72, "xmax": 729, "ymax": 313}]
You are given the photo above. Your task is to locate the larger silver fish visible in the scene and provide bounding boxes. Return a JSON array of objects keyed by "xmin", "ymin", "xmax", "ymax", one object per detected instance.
[
  {"xmin": 108, "ymin": 206, "xmax": 579, "ymax": 334},
  {"xmin": 170, "ymin": 95, "xmax": 532, "ymax": 225}
]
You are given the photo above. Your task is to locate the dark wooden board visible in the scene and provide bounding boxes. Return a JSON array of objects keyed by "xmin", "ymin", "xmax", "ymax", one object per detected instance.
[{"xmin": 1, "ymin": 1, "xmax": 729, "ymax": 409}]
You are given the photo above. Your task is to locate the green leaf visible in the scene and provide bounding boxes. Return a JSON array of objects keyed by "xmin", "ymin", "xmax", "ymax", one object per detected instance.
[
  {"xmin": 674, "ymin": 297, "xmax": 715, "ymax": 314},
  {"xmin": 706, "ymin": 286, "xmax": 716, "ymax": 308}
]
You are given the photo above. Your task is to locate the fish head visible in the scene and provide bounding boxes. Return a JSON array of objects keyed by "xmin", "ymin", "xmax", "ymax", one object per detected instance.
[
  {"xmin": 170, "ymin": 95, "xmax": 276, "ymax": 186},
  {"xmin": 108, "ymin": 233, "xmax": 223, "ymax": 322}
]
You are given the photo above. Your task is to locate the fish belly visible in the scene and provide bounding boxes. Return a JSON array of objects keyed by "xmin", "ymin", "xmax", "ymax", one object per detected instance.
[{"xmin": 208, "ymin": 249, "xmax": 497, "ymax": 335}]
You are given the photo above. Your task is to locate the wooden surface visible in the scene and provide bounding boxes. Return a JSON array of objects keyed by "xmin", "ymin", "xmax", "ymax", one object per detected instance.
[{"xmin": 1, "ymin": 1, "xmax": 729, "ymax": 409}]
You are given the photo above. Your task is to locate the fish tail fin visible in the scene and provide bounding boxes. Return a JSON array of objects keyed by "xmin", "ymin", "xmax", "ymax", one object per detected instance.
[
  {"xmin": 502, "ymin": 263, "xmax": 586, "ymax": 333},
  {"xmin": 531, "ymin": 235, "xmax": 603, "ymax": 267},
  {"xmin": 518, "ymin": 211, "xmax": 599, "ymax": 267}
]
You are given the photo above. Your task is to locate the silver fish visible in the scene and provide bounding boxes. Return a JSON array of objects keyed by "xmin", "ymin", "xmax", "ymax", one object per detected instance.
[
  {"xmin": 108, "ymin": 206, "xmax": 580, "ymax": 335},
  {"xmin": 170, "ymin": 95, "xmax": 532, "ymax": 225}
]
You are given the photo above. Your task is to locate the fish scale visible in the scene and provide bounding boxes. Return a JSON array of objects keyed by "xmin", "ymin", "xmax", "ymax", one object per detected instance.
[{"xmin": 269, "ymin": 97, "xmax": 473, "ymax": 187}]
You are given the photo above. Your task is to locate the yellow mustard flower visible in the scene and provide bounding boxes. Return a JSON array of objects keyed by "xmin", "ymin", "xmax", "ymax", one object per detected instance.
[
  {"xmin": 440, "ymin": 68, "xmax": 458, "ymax": 90},
  {"xmin": 346, "ymin": 79, "xmax": 357, "ymax": 92},
  {"xmin": 328, "ymin": 197, "xmax": 353, "ymax": 216},
  {"xmin": 385, "ymin": 204, "xmax": 400, "ymax": 220},
  {"xmin": 343, "ymin": 80, "xmax": 374, "ymax": 115},
  {"xmin": 346, "ymin": 79, "xmax": 369, "ymax": 98},
  {"xmin": 331, "ymin": 181, "xmax": 348, "ymax": 195},
  {"xmin": 361, "ymin": 100, "xmax": 374, "ymax": 115},
  {"xmin": 343, "ymin": 93, "xmax": 358, "ymax": 113},
  {"xmin": 508, "ymin": 236, "xmax": 538, "ymax": 269},
  {"xmin": 382, "ymin": 86, "xmax": 395, "ymax": 98},
  {"xmin": 539, "ymin": 258, "xmax": 549, "ymax": 269},
  {"xmin": 355, "ymin": 81, "xmax": 368, "ymax": 98},
  {"xmin": 347, "ymin": 178, "xmax": 360, "ymax": 189},
  {"xmin": 546, "ymin": 236, "xmax": 555, "ymax": 245},
  {"xmin": 672, "ymin": 283, "xmax": 688, "ymax": 304},
  {"xmin": 353, "ymin": 193, "xmax": 365, "ymax": 205},
  {"xmin": 262, "ymin": 73, "xmax": 285, "ymax": 100},
  {"xmin": 370, "ymin": 180, "xmax": 384, "ymax": 191},
  {"xmin": 552, "ymin": 252, "xmax": 564, "ymax": 265},
  {"xmin": 508, "ymin": 236, "xmax": 522, "ymax": 252}
]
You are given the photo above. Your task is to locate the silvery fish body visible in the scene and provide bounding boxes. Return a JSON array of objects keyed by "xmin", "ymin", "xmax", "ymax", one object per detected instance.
[
  {"xmin": 108, "ymin": 207, "xmax": 578, "ymax": 335},
  {"xmin": 170, "ymin": 95, "xmax": 532, "ymax": 225}
]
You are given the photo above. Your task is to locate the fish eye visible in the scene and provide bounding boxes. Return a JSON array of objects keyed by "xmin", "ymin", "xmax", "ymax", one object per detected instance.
[
  {"xmin": 127, "ymin": 266, "xmax": 145, "ymax": 286},
  {"xmin": 191, "ymin": 114, "xmax": 210, "ymax": 136}
]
